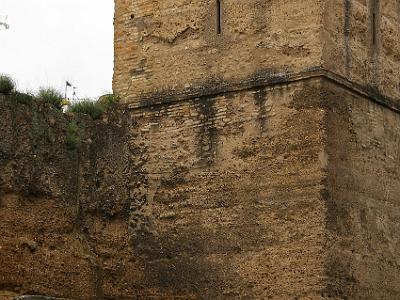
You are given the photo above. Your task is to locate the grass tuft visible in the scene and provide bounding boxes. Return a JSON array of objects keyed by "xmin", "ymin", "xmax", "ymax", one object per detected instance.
[
  {"xmin": 37, "ymin": 87, "xmax": 63, "ymax": 110},
  {"xmin": 11, "ymin": 92, "xmax": 34, "ymax": 105},
  {"xmin": 69, "ymin": 100, "xmax": 104, "ymax": 119},
  {"xmin": 0, "ymin": 74, "xmax": 16, "ymax": 94}
]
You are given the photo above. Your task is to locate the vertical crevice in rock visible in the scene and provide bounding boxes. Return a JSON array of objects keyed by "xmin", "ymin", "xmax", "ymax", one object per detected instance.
[
  {"xmin": 126, "ymin": 117, "xmax": 150, "ymax": 253},
  {"xmin": 75, "ymin": 147, "xmax": 84, "ymax": 228},
  {"xmin": 93, "ymin": 260, "xmax": 104, "ymax": 300},
  {"xmin": 27, "ymin": 106, "xmax": 40, "ymax": 196},
  {"xmin": 88, "ymin": 134, "xmax": 105, "ymax": 300},
  {"xmin": 10, "ymin": 100, "xmax": 18, "ymax": 190}
]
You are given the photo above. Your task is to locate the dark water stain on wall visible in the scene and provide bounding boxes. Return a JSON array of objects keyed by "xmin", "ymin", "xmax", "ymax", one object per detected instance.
[
  {"xmin": 344, "ymin": 0, "xmax": 352, "ymax": 77},
  {"xmin": 196, "ymin": 96, "xmax": 219, "ymax": 166},
  {"xmin": 253, "ymin": 88, "xmax": 268, "ymax": 133},
  {"xmin": 368, "ymin": 0, "xmax": 381, "ymax": 87},
  {"xmin": 254, "ymin": 0, "xmax": 271, "ymax": 33}
]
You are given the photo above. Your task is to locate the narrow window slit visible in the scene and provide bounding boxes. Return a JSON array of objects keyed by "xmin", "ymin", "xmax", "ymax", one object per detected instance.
[
  {"xmin": 372, "ymin": 12, "xmax": 377, "ymax": 45},
  {"xmin": 216, "ymin": 0, "xmax": 221, "ymax": 34}
]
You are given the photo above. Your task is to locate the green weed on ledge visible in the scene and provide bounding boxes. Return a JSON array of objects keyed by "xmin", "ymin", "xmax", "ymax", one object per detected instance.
[
  {"xmin": 69, "ymin": 100, "xmax": 104, "ymax": 120},
  {"xmin": 10, "ymin": 92, "xmax": 34, "ymax": 105},
  {"xmin": 37, "ymin": 87, "xmax": 64, "ymax": 110}
]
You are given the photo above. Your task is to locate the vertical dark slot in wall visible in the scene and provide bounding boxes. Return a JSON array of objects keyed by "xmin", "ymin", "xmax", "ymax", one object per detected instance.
[
  {"xmin": 372, "ymin": 12, "xmax": 377, "ymax": 45},
  {"xmin": 216, "ymin": 0, "xmax": 222, "ymax": 34},
  {"xmin": 369, "ymin": 0, "xmax": 380, "ymax": 50},
  {"xmin": 344, "ymin": 0, "xmax": 352, "ymax": 76},
  {"xmin": 368, "ymin": 0, "xmax": 380, "ymax": 87}
]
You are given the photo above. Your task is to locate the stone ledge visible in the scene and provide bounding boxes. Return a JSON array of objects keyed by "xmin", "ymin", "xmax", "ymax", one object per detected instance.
[{"xmin": 129, "ymin": 67, "xmax": 400, "ymax": 114}]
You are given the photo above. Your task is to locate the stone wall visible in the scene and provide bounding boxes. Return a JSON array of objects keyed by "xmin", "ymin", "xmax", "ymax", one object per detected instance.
[
  {"xmin": 2, "ymin": 0, "xmax": 400, "ymax": 297},
  {"xmin": 113, "ymin": 0, "xmax": 323, "ymax": 105},
  {"xmin": 323, "ymin": 0, "xmax": 400, "ymax": 101},
  {"xmin": 125, "ymin": 79, "xmax": 327, "ymax": 299},
  {"xmin": 0, "ymin": 95, "xmax": 146, "ymax": 299},
  {"xmin": 1, "ymin": 76, "xmax": 400, "ymax": 299},
  {"xmin": 114, "ymin": 0, "xmax": 400, "ymax": 109},
  {"xmin": 323, "ymin": 80, "xmax": 400, "ymax": 299},
  {"xmin": 0, "ymin": 78, "xmax": 330, "ymax": 299}
]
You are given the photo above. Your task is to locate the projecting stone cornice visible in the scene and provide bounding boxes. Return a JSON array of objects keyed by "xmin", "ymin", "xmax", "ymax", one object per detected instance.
[{"xmin": 130, "ymin": 67, "xmax": 400, "ymax": 114}]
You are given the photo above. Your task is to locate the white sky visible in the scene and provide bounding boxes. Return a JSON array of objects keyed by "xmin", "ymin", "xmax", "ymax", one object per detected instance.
[{"xmin": 0, "ymin": 0, "xmax": 114, "ymax": 99}]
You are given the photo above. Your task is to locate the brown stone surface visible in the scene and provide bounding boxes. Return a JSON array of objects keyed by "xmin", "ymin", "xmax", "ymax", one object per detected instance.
[
  {"xmin": 1, "ymin": 0, "xmax": 400, "ymax": 299},
  {"xmin": 2, "ymin": 75, "xmax": 400, "ymax": 299},
  {"xmin": 114, "ymin": 0, "xmax": 400, "ymax": 108},
  {"xmin": 113, "ymin": 0, "xmax": 323, "ymax": 105},
  {"xmin": 322, "ymin": 0, "xmax": 400, "ymax": 101},
  {"xmin": 323, "ymin": 80, "xmax": 400, "ymax": 299},
  {"xmin": 0, "ymin": 80, "xmax": 328, "ymax": 299},
  {"xmin": 0, "ymin": 96, "xmax": 145, "ymax": 299},
  {"xmin": 125, "ymin": 79, "xmax": 327, "ymax": 299}
]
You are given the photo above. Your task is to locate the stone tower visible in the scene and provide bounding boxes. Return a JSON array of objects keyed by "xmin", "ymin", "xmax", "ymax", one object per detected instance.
[
  {"xmin": 111, "ymin": 0, "xmax": 400, "ymax": 299},
  {"xmin": 1, "ymin": 1, "xmax": 400, "ymax": 299}
]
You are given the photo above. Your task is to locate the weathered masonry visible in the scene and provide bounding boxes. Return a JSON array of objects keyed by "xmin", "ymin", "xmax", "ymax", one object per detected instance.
[
  {"xmin": 112, "ymin": 0, "xmax": 400, "ymax": 299},
  {"xmin": 0, "ymin": 1, "xmax": 399, "ymax": 299}
]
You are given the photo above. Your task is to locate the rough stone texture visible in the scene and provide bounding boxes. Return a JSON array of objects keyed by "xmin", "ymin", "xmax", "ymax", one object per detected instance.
[
  {"xmin": 113, "ymin": 0, "xmax": 323, "ymax": 105},
  {"xmin": 323, "ymin": 80, "xmax": 400, "ymax": 299},
  {"xmin": 322, "ymin": 0, "xmax": 400, "ymax": 101},
  {"xmin": 114, "ymin": 0, "xmax": 400, "ymax": 109},
  {"xmin": 0, "ymin": 81, "xmax": 329, "ymax": 299},
  {"xmin": 1, "ymin": 0, "xmax": 400, "ymax": 299},
  {"xmin": 0, "ymin": 96, "xmax": 145, "ymax": 299},
  {"xmin": 2, "ymin": 78, "xmax": 400, "ymax": 299},
  {"xmin": 125, "ymin": 79, "xmax": 327, "ymax": 299}
]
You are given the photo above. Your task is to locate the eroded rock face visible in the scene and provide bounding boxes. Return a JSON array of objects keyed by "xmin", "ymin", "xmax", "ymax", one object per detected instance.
[
  {"xmin": 0, "ymin": 95, "xmax": 147, "ymax": 299},
  {"xmin": 2, "ymin": 74, "xmax": 400, "ymax": 300},
  {"xmin": 1, "ymin": 0, "xmax": 400, "ymax": 299},
  {"xmin": 1, "ymin": 79, "xmax": 329, "ymax": 300}
]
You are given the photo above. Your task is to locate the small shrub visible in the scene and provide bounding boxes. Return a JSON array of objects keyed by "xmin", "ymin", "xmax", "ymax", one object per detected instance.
[
  {"xmin": 66, "ymin": 122, "xmax": 80, "ymax": 150},
  {"xmin": 69, "ymin": 100, "xmax": 104, "ymax": 119},
  {"xmin": 0, "ymin": 74, "xmax": 16, "ymax": 94},
  {"xmin": 97, "ymin": 93, "xmax": 120, "ymax": 109},
  {"xmin": 37, "ymin": 87, "xmax": 63, "ymax": 110},
  {"xmin": 11, "ymin": 91, "xmax": 34, "ymax": 105}
]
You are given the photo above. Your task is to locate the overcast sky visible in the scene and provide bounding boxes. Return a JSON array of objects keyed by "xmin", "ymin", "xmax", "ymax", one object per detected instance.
[{"xmin": 0, "ymin": 0, "xmax": 114, "ymax": 99}]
